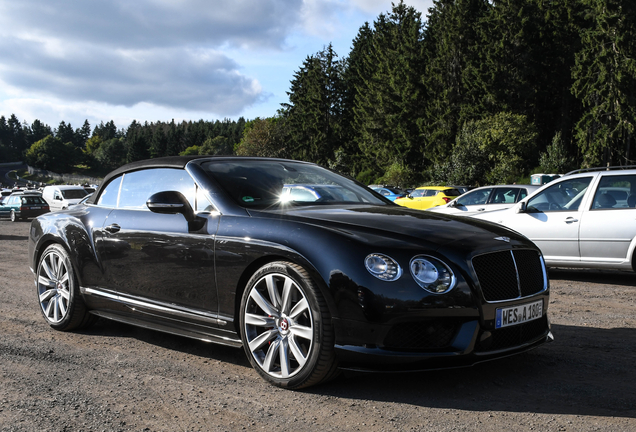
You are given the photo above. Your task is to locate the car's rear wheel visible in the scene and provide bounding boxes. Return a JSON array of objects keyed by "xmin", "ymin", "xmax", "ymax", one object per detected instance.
[
  {"xmin": 239, "ymin": 261, "xmax": 338, "ymax": 389},
  {"xmin": 10, "ymin": 210, "xmax": 17, "ymax": 222},
  {"xmin": 36, "ymin": 244, "xmax": 96, "ymax": 331}
]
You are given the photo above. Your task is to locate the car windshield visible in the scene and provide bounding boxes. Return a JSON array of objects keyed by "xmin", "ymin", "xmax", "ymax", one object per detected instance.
[
  {"xmin": 61, "ymin": 189, "xmax": 88, "ymax": 199},
  {"xmin": 201, "ymin": 160, "xmax": 386, "ymax": 208}
]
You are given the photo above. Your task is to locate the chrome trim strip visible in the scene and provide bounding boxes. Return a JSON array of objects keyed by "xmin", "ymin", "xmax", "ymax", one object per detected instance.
[
  {"xmin": 148, "ymin": 203, "xmax": 184, "ymax": 208},
  {"xmin": 509, "ymin": 250, "xmax": 523, "ymax": 298},
  {"xmin": 540, "ymin": 255, "xmax": 548, "ymax": 292},
  {"xmin": 81, "ymin": 287, "xmax": 227, "ymax": 325}
]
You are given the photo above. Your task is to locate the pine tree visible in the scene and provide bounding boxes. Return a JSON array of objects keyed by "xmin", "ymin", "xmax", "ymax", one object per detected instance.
[
  {"xmin": 342, "ymin": 22, "xmax": 376, "ymax": 176},
  {"xmin": 27, "ymin": 119, "xmax": 53, "ymax": 145},
  {"xmin": 572, "ymin": 0, "xmax": 636, "ymax": 166},
  {"xmin": 282, "ymin": 44, "xmax": 346, "ymax": 166},
  {"xmin": 475, "ymin": 0, "xmax": 584, "ymax": 161},
  {"xmin": 353, "ymin": 1, "xmax": 427, "ymax": 182},
  {"xmin": 126, "ymin": 120, "xmax": 149, "ymax": 163},
  {"xmin": 422, "ymin": 0, "xmax": 489, "ymax": 164},
  {"xmin": 150, "ymin": 126, "xmax": 168, "ymax": 158},
  {"xmin": 76, "ymin": 120, "xmax": 92, "ymax": 149}
]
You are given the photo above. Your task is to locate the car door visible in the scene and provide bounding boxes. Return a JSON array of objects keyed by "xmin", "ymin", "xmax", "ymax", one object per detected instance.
[
  {"xmin": 95, "ymin": 168, "xmax": 220, "ymax": 316},
  {"xmin": 498, "ymin": 176, "xmax": 594, "ymax": 263},
  {"xmin": 488, "ymin": 187, "xmax": 523, "ymax": 212},
  {"xmin": 579, "ymin": 173, "xmax": 636, "ymax": 264},
  {"xmin": 451, "ymin": 188, "xmax": 494, "ymax": 214},
  {"xmin": 0, "ymin": 196, "xmax": 13, "ymax": 217},
  {"xmin": 416, "ymin": 189, "xmax": 440, "ymax": 209}
]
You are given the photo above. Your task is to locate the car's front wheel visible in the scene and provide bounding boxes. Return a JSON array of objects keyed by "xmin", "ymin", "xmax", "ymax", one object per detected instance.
[
  {"xmin": 36, "ymin": 244, "xmax": 96, "ymax": 331},
  {"xmin": 10, "ymin": 210, "xmax": 17, "ymax": 222},
  {"xmin": 239, "ymin": 261, "xmax": 338, "ymax": 389}
]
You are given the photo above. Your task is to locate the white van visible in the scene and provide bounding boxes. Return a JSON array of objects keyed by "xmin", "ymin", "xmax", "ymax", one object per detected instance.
[{"xmin": 42, "ymin": 185, "xmax": 88, "ymax": 211}]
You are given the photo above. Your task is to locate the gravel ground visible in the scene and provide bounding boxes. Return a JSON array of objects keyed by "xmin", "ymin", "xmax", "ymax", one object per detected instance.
[{"xmin": 1, "ymin": 220, "xmax": 635, "ymax": 432}]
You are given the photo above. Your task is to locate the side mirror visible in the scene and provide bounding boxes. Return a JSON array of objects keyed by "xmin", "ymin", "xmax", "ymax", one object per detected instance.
[
  {"xmin": 146, "ymin": 191, "xmax": 195, "ymax": 222},
  {"xmin": 407, "ymin": 194, "xmax": 413, "ymax": 199},
  {"xmin": 55, "ymin": 196, "xmax": 62, "ymax": 201},
  {"xmin": 516, "ymin": 201, "xmax": 527, "ymax": 213},
  {"xmin": 448, "ymin": 200, "xmax": 460, "ymax": 208}
]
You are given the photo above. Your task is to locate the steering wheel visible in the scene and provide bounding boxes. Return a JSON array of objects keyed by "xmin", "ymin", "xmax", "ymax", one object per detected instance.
[{"xmin": 548, "ymin": 202, "xmax": 562, "ymax": 210}]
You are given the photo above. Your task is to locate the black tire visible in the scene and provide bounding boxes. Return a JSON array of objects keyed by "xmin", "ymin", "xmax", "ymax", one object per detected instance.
[
  {"xmin": 10, "ymin": 210, "xmax": 16, "ymax": 222},
  {"xmin": 239, "ymin": 261, "xmax": 338, "ymax": 389},
  {"xmin": 36, "ymin": 244, "xmax": 96, "ymax": 331}
]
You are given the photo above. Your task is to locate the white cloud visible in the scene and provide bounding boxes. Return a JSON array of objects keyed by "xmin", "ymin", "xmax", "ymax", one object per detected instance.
[
  {"xmin": 0, "ymin": 0, "xmax": 302, "ymax": 118},
  {"xmin": 349, "ymin": 0, "xmax": 434, "ymax": 17},
  {"xmin": 0, "ymin": 0, "xmax": 436, "ymax": 130}
]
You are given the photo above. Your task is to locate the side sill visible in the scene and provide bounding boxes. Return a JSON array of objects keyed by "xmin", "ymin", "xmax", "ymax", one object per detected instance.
[{"xmin": 89, "ymin": 310, "xmax": 243, "ymax": 348}]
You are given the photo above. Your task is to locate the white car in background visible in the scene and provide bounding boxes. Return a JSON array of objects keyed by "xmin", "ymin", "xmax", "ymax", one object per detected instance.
[
  {"xmin": 42, "ymin": 185, "xmax": 88, "ymax": 211},
  {"xmin": 427, "ymin": 185, "xmax": 540, "ymax": 216},
  {"xmin": 471, "ymin": 167, "xmax": 636, "ymax": 271}
]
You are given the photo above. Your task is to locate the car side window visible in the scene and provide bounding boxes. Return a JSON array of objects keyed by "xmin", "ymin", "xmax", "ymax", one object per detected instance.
[
  {"xmin": 518, "ymin": 189, "xmax": 528, "ymax": 201},
  {"xmin": 289, "ymin": 186, "xmax": 319, "ymax": 202},
  {"xmin": 591, "ymin": 174, "xmax": 636, "ymax": 210},
  {"xmin": 527, "ymin": 177, "xmax": 592, "ymax": 212},
  {"xmin": 97, "ymin": 176, "xmax": 123, "ymax": 207},
  {"xmin": 457, "ymin": 188, "xmax": 492, "ymax": 206},
  {"xmin": 410, "ymin": 190, "xmax": 425, "ymax": 198},
  {"xmin": 118, "ymin": 168, "xmax": 196, "ymax": 210},
  {"xmin": 492, "ymin": 187, "xmax": 519, "ymax": 204}
]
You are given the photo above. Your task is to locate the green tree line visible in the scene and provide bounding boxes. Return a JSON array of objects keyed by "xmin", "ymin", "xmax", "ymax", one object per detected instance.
[
  {"xmin": 238, "ymin": 0, "xmax": 636, "ymax": 186},
  {"xmin": 2, "ymin": 0, "xmax": 635, "ymax": 187},
  {"xmin": 0, "ymin": 115, "xmax": 246, "ymax": 174}
]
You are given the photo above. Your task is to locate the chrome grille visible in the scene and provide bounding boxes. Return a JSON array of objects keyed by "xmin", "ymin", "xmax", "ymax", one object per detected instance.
[{"xmin": 472, "ymin": 249, "xmax": 545, "ymax": 302}]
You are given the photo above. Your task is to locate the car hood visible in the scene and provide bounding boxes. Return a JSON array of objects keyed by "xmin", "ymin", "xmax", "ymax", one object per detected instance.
[{"xmin": 255, "ymin": 204, "xmax": 532, "ymax": 253}]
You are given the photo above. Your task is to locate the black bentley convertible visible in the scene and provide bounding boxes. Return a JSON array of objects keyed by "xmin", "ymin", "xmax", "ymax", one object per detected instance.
[{"xmin": 28, "ymin": 156, "xmax": 552, "ymax": 389}]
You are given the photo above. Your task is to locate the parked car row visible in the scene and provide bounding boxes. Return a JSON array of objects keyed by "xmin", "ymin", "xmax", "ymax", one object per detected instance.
[
  {"xmin": 428, "ymin": 184, "xmax": 540, "ymax": 216},
  {"xmin": 376, "ymin": 168, "xmax": 636, "ymax": 272},
  {"xmin": 470, "ymin": 167, "xmax": 636, "ymax": 271},
  {"xmin": 394, "ymin": 186, "xmax": 462, "ymax": 210},
  {"xmin": 0, "ymin": 185, "xmax": 89, "ymax": 221},
  {"xmin": 0, "ymin": 190, "xmax": 50, "ymax": 221}
]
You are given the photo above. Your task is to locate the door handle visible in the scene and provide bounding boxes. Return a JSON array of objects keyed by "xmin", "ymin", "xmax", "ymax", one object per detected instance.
[
  {"xmin": 477, "ymin": 208, "xmax": 485, "ymax": 211},
  {"xmin": 564, "ymin": 217, "xmax": 578, "ymax": 223},
  {"xmin": 104, "ymin": 223, "xmax": 121, "ymax": 233}
]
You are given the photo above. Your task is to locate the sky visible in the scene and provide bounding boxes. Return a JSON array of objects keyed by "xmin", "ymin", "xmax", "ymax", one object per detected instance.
[{"xmin": 0, "ymin": 0, "xmax": 434, "ymax": 133}]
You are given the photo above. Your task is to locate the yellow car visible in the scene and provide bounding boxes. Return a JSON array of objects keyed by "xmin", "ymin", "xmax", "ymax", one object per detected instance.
[{"xmin": 394, "ymin": 186, "xmax": 462, "ymax": 210}]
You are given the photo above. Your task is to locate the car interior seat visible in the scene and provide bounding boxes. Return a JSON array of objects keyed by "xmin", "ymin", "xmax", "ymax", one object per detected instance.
[
  {"xmin": 628, "ymin": 194, "xmax": 636, "ymax": 208},
  {"xmin": 493, "ymin": 192, "xmax": 505, "ymax": 203},
  {"xmin": 596, "ymin": 193, "xmax": 617, "ymax": 209}
]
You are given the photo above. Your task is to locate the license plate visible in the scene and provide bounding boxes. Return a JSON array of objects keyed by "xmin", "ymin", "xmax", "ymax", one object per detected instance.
[
  {"xmin": 495, "ymin": 300, "xmax": 543, "ymax": 329},
  {"xmin": 30, "ymin": 207, "xmax": 41, "ymax": 209}
]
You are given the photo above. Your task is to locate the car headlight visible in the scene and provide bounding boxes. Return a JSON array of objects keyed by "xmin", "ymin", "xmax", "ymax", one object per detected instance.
[
  {"xmin": 410, "ymin": 256, "xmax": 455, "ymax": 293},
  {"xmin": 364, "ymin": 253, "xmax": 402, "ymax": 281}
]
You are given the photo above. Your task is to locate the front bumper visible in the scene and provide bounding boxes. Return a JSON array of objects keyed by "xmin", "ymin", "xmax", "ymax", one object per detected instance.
[{"xmin": 332, "ymin": 314, "xmax": 553, "ymax": 372}]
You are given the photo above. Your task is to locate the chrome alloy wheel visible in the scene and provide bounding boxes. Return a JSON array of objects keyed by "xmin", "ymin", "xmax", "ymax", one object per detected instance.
[
  {"xmin": 243, "ymin": 273, "xmax": 314, "ymax": 379},
  {"xmin": 37, "ymin": 248, "xmax": 72, "ymax": 324}
]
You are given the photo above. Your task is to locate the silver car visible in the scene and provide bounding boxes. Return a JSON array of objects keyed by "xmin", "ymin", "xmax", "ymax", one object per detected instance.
[
  {"xmin": 472, "ymin": 167, "xmax": 636, "ymax": 271},
  {"xmin": 427, "ymin": 185, "xmax": 540, "ymax": 216}
]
